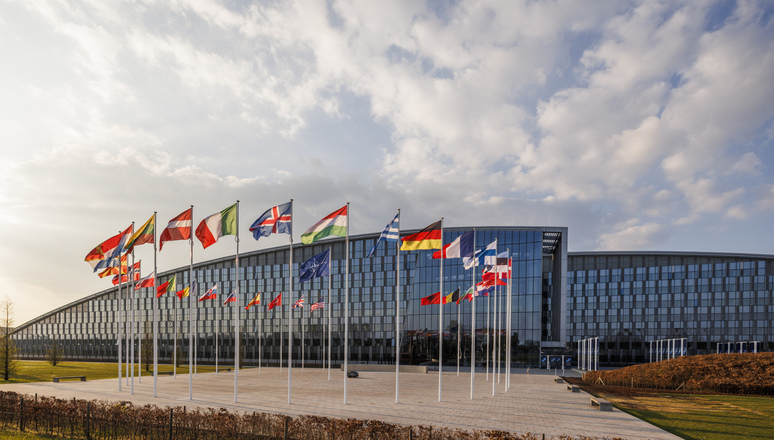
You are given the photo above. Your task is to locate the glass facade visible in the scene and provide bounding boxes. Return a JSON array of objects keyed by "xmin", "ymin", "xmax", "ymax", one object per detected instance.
[
  {"xmin": 567, "ymin": 252, "xmax": 774, "ymax": 365},
  {"xmin": 12, "ymin": 226, "xmax": 567, "ymax": 368}
]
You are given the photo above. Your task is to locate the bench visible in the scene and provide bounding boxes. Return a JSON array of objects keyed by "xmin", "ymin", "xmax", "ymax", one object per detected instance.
[
  {"xmin": 157, "ymin": 371, "xmax": 173, "ymax": 376},
  {"xmin": 53, "ymin": 376, "xmax": 86, "ymax": 383},
  {"xmin": 590, "ymin": 396, "xmax": 612, "ymax": 411},
  {"xmin": 567, "ymin": 384, "xmax": 580, "ymax": 392},
  {"xmin": 553, "ymin": 376, "xmax": 564, "ymax": 383}
]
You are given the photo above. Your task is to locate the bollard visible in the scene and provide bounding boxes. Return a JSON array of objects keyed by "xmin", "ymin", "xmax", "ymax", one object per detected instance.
[
  {"xmin": 409, "ymin": 428, "xmax": 413, "ymax": 440},
  {"xmin": 284, "ymin": 417, "xmax": 289, "ymax": 440},
  {"xmin": 169, "ymin": 408, "xmax": 174, "ymax": 440},
  {"xmin": 86, "ymin": 401, "xmax": 91, "ymax": 440},
  {"xmin": 19, "ymin": 397, "xmax": 24, "ymax": 432}
]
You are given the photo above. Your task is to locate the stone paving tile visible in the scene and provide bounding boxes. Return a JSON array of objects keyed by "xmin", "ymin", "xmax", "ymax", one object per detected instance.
[{"xmin": 2, "ymin": 367, "xmax": 680, "ymax": 440}]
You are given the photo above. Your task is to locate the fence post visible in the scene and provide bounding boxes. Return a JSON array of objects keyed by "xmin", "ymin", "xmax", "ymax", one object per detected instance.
[
  {"xmin": 19, "ymin": 397, "xmax": 24, "ymax": 432},
  {"xmin": 169, "ymin": 408, "xmax": 173, "ymax": 440},
  {"xmin": 86, "ymin": 401, "xmax": 90, "ymax": 440},
  {"xmin": 409, "ymin": 428, "xmax": 413, "ymax": 440},
  {"xmin": 284, "ymin": 416, "xmax": 288, "ymax": 440}
]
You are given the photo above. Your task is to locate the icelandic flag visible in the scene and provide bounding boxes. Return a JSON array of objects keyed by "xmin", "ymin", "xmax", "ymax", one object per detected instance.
[
  {"xmin": 249, "ymin": 202, "xmax": 292, "ymax": 241},
  {"xmin": 367, "ymin": 212, "xmax": 400, "ymax": 257},
  {"xmin": 298, "ymin": 249, "xmax": 330, "ymax": 283},
  {"xmin": 199, "ymin": 284, "xmax": 217, "ymax": 301},
  {"xmin": 433, "ymin": 231, "xmax": 474, "ymax": 259},
  {"xmin": 463, "ymin": 239, "xmax": 497, "ymax": 269},
  {"xmin": 223, "ymin": 290, "xmax": 237, "ymax": 304}
]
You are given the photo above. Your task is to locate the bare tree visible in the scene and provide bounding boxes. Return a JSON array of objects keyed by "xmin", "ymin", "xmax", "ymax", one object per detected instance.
[
  {"xmin": 47, "ymin": 338, "xmax": 63, "ymax": 366},
  {"xmin": 0, "ymin": 295, "xmax": 19, "ymax": 381}
]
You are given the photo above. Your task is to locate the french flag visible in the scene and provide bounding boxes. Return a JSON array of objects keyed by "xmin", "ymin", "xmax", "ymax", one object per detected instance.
[{"xmin": 433, "ymin": 231, "xmax": 474, "ymax": 259}]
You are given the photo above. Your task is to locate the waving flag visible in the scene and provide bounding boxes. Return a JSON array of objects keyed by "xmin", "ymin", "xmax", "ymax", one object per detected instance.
[
  {"xmin": 367, "ymin": 212, "xmax": 400, "ymax": 257},
  {"xmin": 224, "ymin": 291, "xmax": 237, "ymax": 304},
  {"xmin": 160, "ymin": 208, "xmax": 192, "ymax": 250},
  {"xmin": 311, "ymin": 300, "xmax": 325, "ymax": 311},
  {"xmin": 420, "ymin": 292, "xmax": 441, "ymax": 306},
  {"xmin": 196, "ymin": 204, "xmax": 237, "ymax": 249},
  {"xmin": 433, "ymin": 231, "xmax": 474, "ymax": 259},
  {"xmin": 400, "ymin": 220, "xmax": 442, "ymax": 251},
  {"xmin": 298, "ymin": 250, "xmax": 330, "ymax": 283},
  {"xmin": 176, "ymin": 286, "xmax": 190, "ymax": 300},
  {"xmin": 246, "ymin": 293, "xmax": 261, "ymax": 310},
  {"xmin": 268, "ymin": 293, "xmax": 282, "ymax": 310},
  {"xmin": 199, "ymin": 285, "xmax": 218, "ymax": 301},
  {"xmin": 444, "ymin": 288, "xmax": 460, "ymax": 305},
  {"xmin": 457, "ymin": 287, "xmax": 474, "ymax": 304},
  {"xmin": 250, "ymin": 202, "xmax": 291, "ymax": 240},
  {"xmin": 483, "ymin": 252, "xmax": 511, "ymax": 281},
  {"xmin": 463, "ymin": 239, "xmax": 497, "ymax": 269},
  {"xmin": 156, "ymin": 275, "xmax": 176, "ymax": 298},
  {"xmin": 301, "ymin": 205, "xmax": 347, "ymax": 245},
  {"xmin": 98, "ymin": 254, "xmax": 129, "ymax": 278},
  {"xmin": 87, "ymin": 226, "xmax": 133, "ymax": 272},
  {"xmin": 134, "ymin": 271, "xmax": 155, "ymax": 290},
  {"xmin": 293, "ymin": 296, "xmax": 304, "ymax": 309},
  {"xmin": 126, "ymin": 215, "xmax": 155, "ymax": 252},
  {"xmin": 112, "ymin": 262, "xmax": 140, "ymax": 286}
]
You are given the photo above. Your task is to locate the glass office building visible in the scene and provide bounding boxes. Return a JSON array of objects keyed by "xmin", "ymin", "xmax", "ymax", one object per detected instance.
[{"xmin": 11, "ymin": 226, "xmax": 567, "ymax": 368}]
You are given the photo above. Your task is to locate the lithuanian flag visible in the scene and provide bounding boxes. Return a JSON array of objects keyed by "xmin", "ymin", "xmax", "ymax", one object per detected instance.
[{"xmin": 126, "ymin": 214, "xmax": 155, "ymax": 252}]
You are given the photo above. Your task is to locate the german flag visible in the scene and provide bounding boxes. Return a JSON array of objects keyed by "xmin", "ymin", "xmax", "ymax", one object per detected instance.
[{"xmin": 400, "ymin": 220, "xmax": 442, "ymax": 251}]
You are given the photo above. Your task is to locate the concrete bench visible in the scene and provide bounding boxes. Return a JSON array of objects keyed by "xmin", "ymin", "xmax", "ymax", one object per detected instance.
[
  {"xmin": 590, "ymin": 396, "xmax": 612, "ymax": 411},
  {"xmin": 53, "ymin": 376, "xmax": 86, "ymax": 383},
  {"xmin": 567, "ymin": 384, "xmax": 580, "ymax": 392},
  {"xmin": 157, "ymin": 371, "xmax": 173, "ymax": 376},
  {"xmin": 553, "ymin": 376, "xmax": 564, "ymax": 383}
]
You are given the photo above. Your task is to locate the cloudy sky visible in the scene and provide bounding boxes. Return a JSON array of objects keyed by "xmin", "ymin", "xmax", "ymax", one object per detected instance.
[{"xmin": 2, "ymin": 0, "xmax": 774, "ymax": 324}]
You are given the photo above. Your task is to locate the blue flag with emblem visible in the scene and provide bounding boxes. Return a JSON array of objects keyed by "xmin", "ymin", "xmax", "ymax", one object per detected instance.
[{"xmin": 298, "ymin": 249, "xmax": 331, "ymax": 283}]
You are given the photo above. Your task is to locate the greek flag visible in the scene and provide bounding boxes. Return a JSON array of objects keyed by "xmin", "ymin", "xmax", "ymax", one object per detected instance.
[{"xmin": 367, "ymin": 211, "xmax": 400, "ymax": 257}]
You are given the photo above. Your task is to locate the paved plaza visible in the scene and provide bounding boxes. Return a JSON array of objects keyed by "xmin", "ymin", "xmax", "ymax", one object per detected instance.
[{"xmin": 3, "ymin": 367, "xmax": 680, "ymax": 439}]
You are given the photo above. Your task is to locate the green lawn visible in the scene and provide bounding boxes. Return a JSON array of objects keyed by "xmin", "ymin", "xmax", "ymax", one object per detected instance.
[
  {"xmin": 0, "ymin": 432, "xmax": 64, "ymax": 440},
  {"xmin": 1, "ymin": 360, "xmax": 218, "ymax": 384},
  {"xmin": 615, "ymin": 394, "xmax": 774, "ymax": 440}
]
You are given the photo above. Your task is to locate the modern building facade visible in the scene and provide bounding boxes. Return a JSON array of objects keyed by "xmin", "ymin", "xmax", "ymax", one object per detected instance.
[{"xmin": 11, "ymin": 226, "xmax": 774, "ymax": 367}]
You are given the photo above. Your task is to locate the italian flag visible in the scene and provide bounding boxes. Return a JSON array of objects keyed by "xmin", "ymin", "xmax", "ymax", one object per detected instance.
[
  {"xmin": 301, "ymin": 205, "xmax": 348, "ymax": 244},
  {"xmin": 195, "ymin": 203, "xmax": 237, "ymax": 249}
]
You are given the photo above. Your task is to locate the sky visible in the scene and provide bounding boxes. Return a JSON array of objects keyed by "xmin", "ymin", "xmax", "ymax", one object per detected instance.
[{"xmin": 2, "ymin": 0, "xmax": 774, "ymax": 325}]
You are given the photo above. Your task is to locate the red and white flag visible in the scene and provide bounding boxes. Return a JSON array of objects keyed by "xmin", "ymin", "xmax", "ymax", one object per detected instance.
[
  {"xmin": 160, "ymin": 208, "xmax": 193, "ymax": 251},
  {"xmin": 311, "ymin": 301, "xmax": 324, "ymax": 311},
  {"xmin": 268, "ymin": 293, "xmax": 282, "ymax": 310},
  {"xmin": 134, "ymin": 271, "xmax": 155, "ymax": 290}
]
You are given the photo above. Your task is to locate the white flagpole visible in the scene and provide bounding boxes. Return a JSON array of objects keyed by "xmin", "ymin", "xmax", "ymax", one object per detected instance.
[
  {"xmin": 189, "ymin": 205, "xmax": 194, "ymax": 400},
  {"xmin": 492, "ymin": 241, "xmax": 498, "ymax": 396},
  {"xmin": 118, "ymin": 234, "xmax": 123, "ymax": 392},
  {"xmin": 486, "ymin": 261, "xmax": 490, "ymax": 382},
  {"xmin": 174, "ymin": 275, "xmax": 178, "ymax": 379},
  {"xmin": 457, "ymin": 294, "xmax": 460, "ymax": 377},
  {"xmin": 395, "ymin": 209, "xmax": 401, "ymax": 404},
  {"xmin": 216, "ymin": 308, "xmax": 219, "ymax": 375},
  {"xmin": 288, "ymin": 201, "xmax": 294, "ymax": 404},
  {"xmin": 138, "ymin": 260, "xmax": 142, "ymax": 384},
  {"xmin": 302, "ymin": 296, "xmax": 305, "ymax": 371},
  {"xmin": 280, "ymin": 294, "xmax": 283, "ymax": 372},
  {"xmin": 506, "ymin": 251, "xmax": 511, "ymax": 391},
  {"xmin": 344, "ymin": 202, "xmax": 350, "ymax": 404},
  {"xmin": 152, "ymin": 212, "xmax": 158, "ymax": 398},
  {"xmin": 438, "ymin": 218, "xmax": 444, "ymax": 402},
  {"xmin": 328, "ymin": 245, "xmax": 332, "ymax": 381},
  {"xmin": 470, "ymin": 228, "xmax": 476, "ymax": 400},
  {"xmin": 259, "ymin": 299, "xmax": 262, "ymax": 373},
  {"xmin": 234, "ymin": 200, "xmax": 240, "ymax": 403}
]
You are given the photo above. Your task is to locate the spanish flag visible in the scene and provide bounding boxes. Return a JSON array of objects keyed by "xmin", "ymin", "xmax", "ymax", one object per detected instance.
[
  {"xmin": 246, "ymin": 293, "xmax": 261, "ymax": 310},
  {"xmin": 176, "ymin": 286, "xmax": 190, "ymax": 300},
  {"xmin": 400, "ymin": 220, "xmax": 442, "ymax": 251}
]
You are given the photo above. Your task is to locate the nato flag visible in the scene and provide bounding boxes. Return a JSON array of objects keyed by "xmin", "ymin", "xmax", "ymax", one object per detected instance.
[{"xmin": 299, "ymin": 249, "xmax": 331, "ymax": 282}]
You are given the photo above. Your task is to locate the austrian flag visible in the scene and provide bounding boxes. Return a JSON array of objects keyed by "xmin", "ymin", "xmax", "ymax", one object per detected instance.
[
  {"xmin": 196, "ymin": 204, "xmax": 237, "ymax": 249},
  {"xmin": 160, "ymin": 208, "xmax": 192, "ymax": 250}
]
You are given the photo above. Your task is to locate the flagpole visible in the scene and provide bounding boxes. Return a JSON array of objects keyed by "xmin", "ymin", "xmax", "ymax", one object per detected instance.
[
  {"xmin": 280, "ymin": 294, "xmax": 283, "ymax": 372},
  {"xmin": 328, "ymin": 246, "xmax": 332, "ymax": 381},
  {"xmin": 395, "ymin": 209, "xmax": 401, "ymax": 404},
  {"xmin": 506, "ymin": 251, "xmax": 511, "ymax": 391},
  {"xmin": 153, "ymin": 211, "xmax": 158, "ymax": 398},
  {"xmin": 471, "ymin": 228, "xmax": 476, "ymax": 400},
  {"xmin": 118, "ymin": 244, "xmax": 123, "ymax": 392},
  {"xmin": 216, "ymin": 304, "xmax": 219, "ymax": 375},
  {"xmin": 259, "ymin": 299, "xmax": 262, "ymax": 373},
  {"xmin": 174, "ymin": 276, "xmax": 178, "ymax": 379},
  {"xmin": 130, "ymin": 250, "xmax": 135, "ymax": 394},
  {"xmin": 492, "ymin": 241, "xmax": 498, "ymax": 396},
  {"xmin": 497, "ymin": 253, "xmax": 503, "ymax": 387},
  {"xmin": 234, "ymin": 200, "xmax": 240, "ymax": 403},
  {"xmin": 301, "ymin": 296, "xmax": 305, "ymax": 371},
  {"xmin": 438, "ymin": 218, "xmax": 444, "ymax": 403},
  {"xmin": 288, "ymin": 201, "xmax": 294, "ymax": 405},
  {"xmin": 344, "ymin": 202, "xmax": 350, "ymax": 405},
  {"xmin": 486, "ymin": 261, "xmax": 490, "ymax": 382},
  {"xmin": 138, "ymin": 260, "xmax": 143, "ymax": 384},
  {"xmin": 457, "ymin": 295, "xmax": 460, "ymax": 377},
  {"xmin": 189, "ymin": 205, "xmax": 194, "ymax": 400}
]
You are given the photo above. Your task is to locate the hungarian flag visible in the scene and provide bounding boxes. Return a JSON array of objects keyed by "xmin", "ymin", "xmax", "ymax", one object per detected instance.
[
  {"xmin": 433, "ymin": 231, "xmax": 473, "ymax": 259},
  {"xmin": 223, "ymin": 291, "xmax": 236, "ymax": 305},
  {"xmin": 157, "ymin": 275, "xmax": 176, "ymax": 298},
  {"xmin": 420, "ymin": 292, "xmax": 441, "ymax": 306},
  {"xmin": 199, "ymin": 285, "xmax": 217, "ymax": 301},
  {"xmin": 268, "ymin": 293, "xmax": 282, "ymax": 310},
  {"xmin": 85, "ymin": 226, "xmax": 133, "ymax": 271},
  {"xmin": 160, "ymin": 208, "xmax": 193, "ymax": 250},
  {"xmin": 195, "ymin": 204, "xmax": 237, "ymax": 249},
  {"xmin": 126, "ymin": 215, "xmax": 155, "ymax": 252},
  {"xmin": 245, "ymin": 293, "xmax": 261, "ymax": 310},
  {"xmin": 134, "ymin": 271, "xmax": 155, "ymax": 290},
  {"xmin": 249, "ymin": 202, "xmax": 291, "ymax": 241},
  {"xmin": 400, "ymin": 220, "xmax": 442, "ymax": 251},
  {"xmin": 457, "ymin": 287, "xmax": 474, "ymax": 304},
  {"xmin": 301, "ymin": 205, "xmax": 347, "ymax": 245}
]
